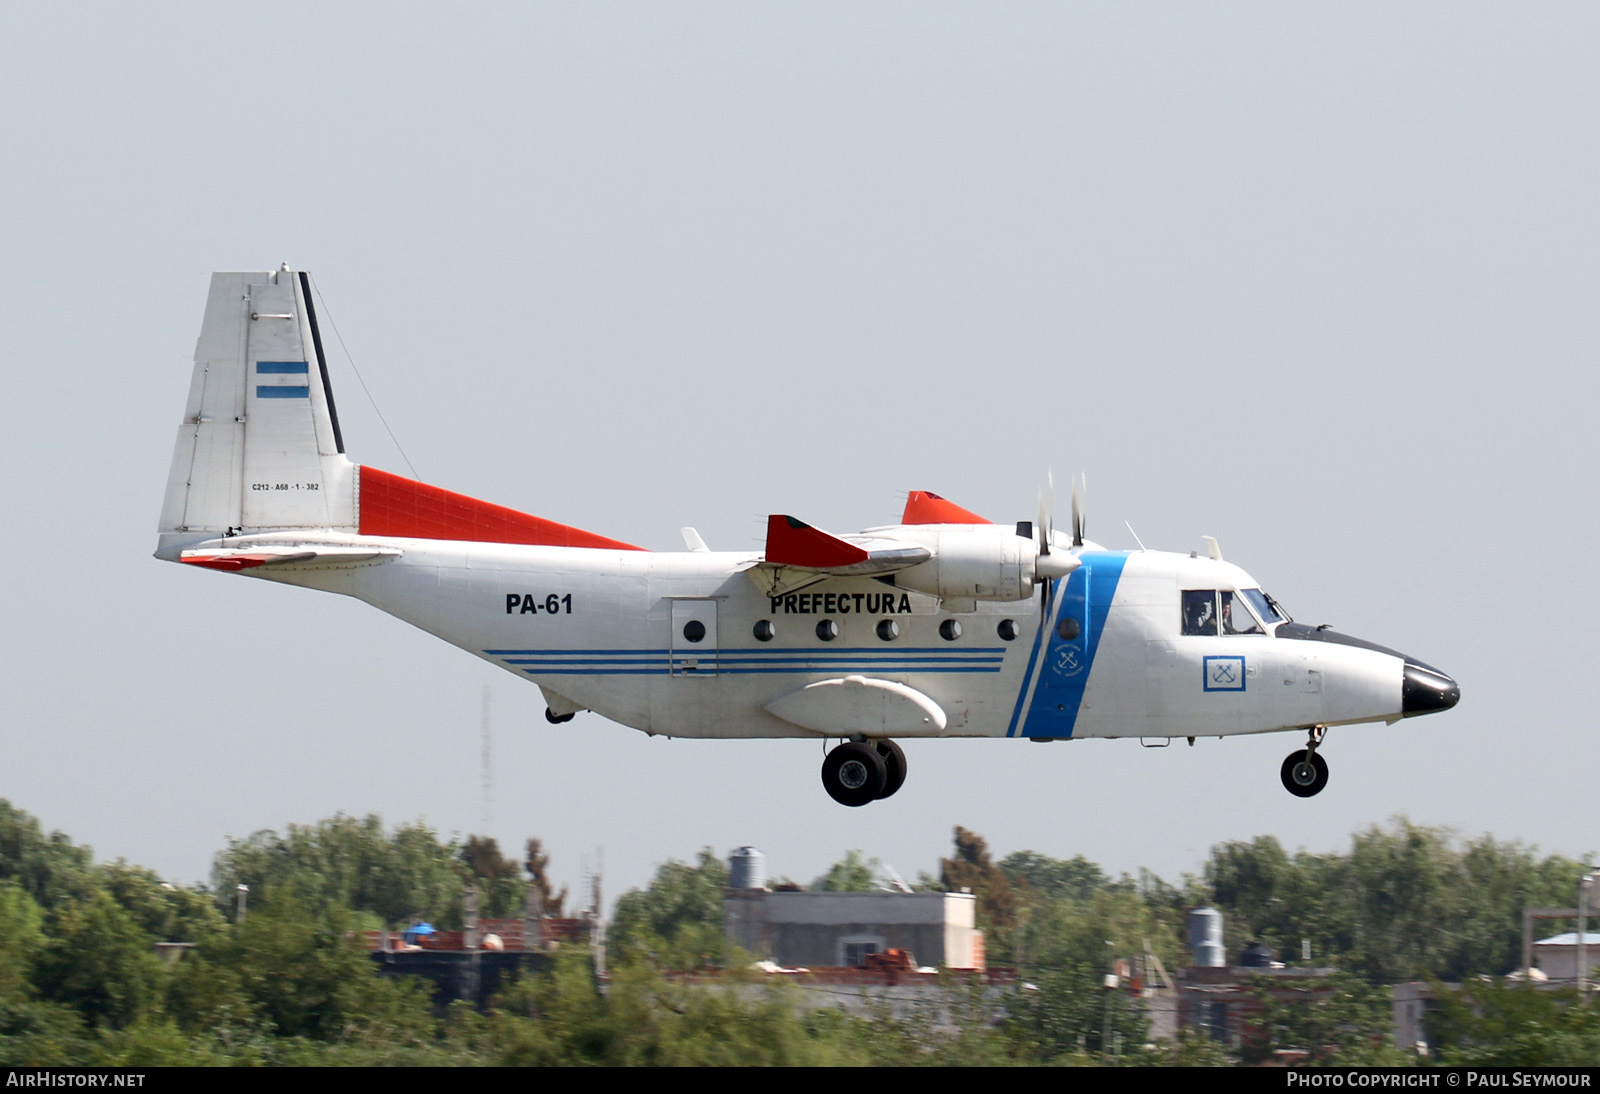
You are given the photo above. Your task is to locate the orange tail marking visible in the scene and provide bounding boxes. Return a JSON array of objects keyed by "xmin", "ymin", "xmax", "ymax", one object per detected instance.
[{"xmin": 357, "ymin": 466, "xmax": 645, "ymax": 550}]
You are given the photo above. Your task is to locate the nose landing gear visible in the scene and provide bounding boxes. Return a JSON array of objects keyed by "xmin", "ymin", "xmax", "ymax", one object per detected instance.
[
  {"xmin": 821, "ymin": 739, "xmax": 908, "ymax": 806},
  {"xmin": 1280, "ymin": 726, "xmax": 1329, "ymax": 797}
]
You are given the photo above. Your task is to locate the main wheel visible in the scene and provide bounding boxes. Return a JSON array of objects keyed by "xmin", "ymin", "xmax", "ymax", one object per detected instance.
[
  {"xmin": 545, "ymin": 708, "xmax": 575, "ymax": 725},
  {"xmin": 1280, "ymin": 750, "xmax": 1329, "ymax": 797},
  {"xmin": 875, "ymin": 740, "xmax": 907, "ymax": 800},
  {"xmin": 822, "ymin": 742, "xmax": 887, "ymax": 807}
]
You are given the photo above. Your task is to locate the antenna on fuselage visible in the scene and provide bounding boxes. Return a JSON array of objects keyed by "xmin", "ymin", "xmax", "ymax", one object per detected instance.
[{"xmin": 1125, "ymin": 522, "xmax": 1148, "ymax": 551}]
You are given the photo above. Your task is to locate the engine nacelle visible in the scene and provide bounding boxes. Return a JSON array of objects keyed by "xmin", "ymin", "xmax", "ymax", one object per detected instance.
[{"xmin": 890, "ymin": 526, "xmax": 1036, "ymax": 602}]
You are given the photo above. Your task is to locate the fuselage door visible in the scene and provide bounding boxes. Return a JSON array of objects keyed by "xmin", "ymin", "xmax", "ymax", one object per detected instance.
[{"xmin": 669, "ymin": 598, "xmax": 720, "ymax": 676}]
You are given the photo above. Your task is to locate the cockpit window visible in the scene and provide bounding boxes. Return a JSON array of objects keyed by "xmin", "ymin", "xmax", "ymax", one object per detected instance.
[
  {"xmin": 1182, "ymin": 590, "xmax": 1217, "ymax": 636},
  {"xmin": 1185, "ymin": 589, "xmax": 1270, "ymax": 636},
  {"xmin": 1241, "ymin": 587, "xmax": 1288, "ymax": 625},
  {"xmin": 1221, "ymin": 591, "xmax": 1264, "ymax": 635}
]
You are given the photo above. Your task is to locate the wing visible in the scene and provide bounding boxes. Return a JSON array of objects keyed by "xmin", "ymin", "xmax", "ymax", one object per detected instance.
[{"xmin": 745, "ymin": 515, "xmax": 930, "ymax": 597}]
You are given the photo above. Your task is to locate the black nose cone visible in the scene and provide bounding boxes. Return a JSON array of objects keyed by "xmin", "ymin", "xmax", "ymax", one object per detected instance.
[{"xmin": 1402, "ymin": 660, "xmax": 1460, "ymax": 716}]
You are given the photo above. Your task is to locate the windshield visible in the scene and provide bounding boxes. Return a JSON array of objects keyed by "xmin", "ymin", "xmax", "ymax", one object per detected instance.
[{"xmin": 1241, "ymin": 587, "xmax": 1289, "ymax": 625}]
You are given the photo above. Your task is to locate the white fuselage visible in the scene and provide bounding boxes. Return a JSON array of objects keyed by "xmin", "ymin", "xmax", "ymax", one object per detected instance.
[{"xmin": 222, "ymin": 533, "xmax": 1409, "ymax": 743}]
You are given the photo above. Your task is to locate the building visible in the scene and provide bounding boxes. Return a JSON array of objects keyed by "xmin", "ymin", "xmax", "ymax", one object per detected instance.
[{"xmin": 725, "ymin": 888, "xmax": 984, "ymax": 970}]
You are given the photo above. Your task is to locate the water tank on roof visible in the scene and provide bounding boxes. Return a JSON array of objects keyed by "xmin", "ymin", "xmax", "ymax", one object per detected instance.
[
  {"xmin": 1188, "ymin": 906, "xmax": 1225, "ymax": 967},
  {"xmin": 1239, "ymin": 941, "xmax": 1275, "ymax": 968},
  {"xmin": 729, "ymin": 846, "xmax": 767, "ymax": 890}
]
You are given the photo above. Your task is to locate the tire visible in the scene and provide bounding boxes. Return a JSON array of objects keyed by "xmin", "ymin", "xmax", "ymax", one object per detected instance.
[
  {"xmin": 822, "ymin": 742, "xmax": 887, "ymax": 807},
  {"xmin": 1280, "ymin": 750, "xmax": 1329, "ymax": 797},
  {"xmin": 875, "ymin": 740, "xmax": 907, "ymax": 800}
]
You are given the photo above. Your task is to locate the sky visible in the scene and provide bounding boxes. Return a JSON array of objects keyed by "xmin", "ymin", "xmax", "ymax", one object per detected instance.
[{"xmin": 2, "ymin": 3, "xmax": 1596, "ymax": 909}]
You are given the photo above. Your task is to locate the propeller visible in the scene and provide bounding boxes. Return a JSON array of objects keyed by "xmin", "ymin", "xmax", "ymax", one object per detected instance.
[
  {"xmin": 1034, "ymin": 471, "xmax": 1077, "ymax": 616},
  {"xmin": 1070, "ymin": 473, "xmax": 1086, "ymax": 548}
]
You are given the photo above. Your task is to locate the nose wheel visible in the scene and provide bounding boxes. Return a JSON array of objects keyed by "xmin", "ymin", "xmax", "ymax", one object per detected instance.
[
  {"xmin": 821, "ymin": 740, "xmax": 907, "ymax": 806},
  {"xmin": 1280, "ymin": 727, "xmax": 1329, "ymax": 797}
]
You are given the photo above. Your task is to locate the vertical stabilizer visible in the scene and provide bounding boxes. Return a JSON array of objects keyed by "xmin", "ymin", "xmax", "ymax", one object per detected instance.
[{"xmin": 159, "ymin": 268, "xmax": 356, "ymax": 537}]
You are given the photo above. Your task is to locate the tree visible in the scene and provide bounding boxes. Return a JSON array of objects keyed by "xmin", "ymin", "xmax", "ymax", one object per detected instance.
[
  {"xmin": 523, "ymin": 838, "xmax": 567, "ymax": 918},
  {"xmin": 1430, "ymin": 979, "xmax": 1600, "ymax": 1067},
  {"xmin": 35, "ymin": 891, "xmax": 166, "ymax": 1030},
  {"xmin": 1000, "ymin": 850, "xmax": 1109, "ymax": 902},
  {"xmin": 608, "ymin": 849, "xmax": 729, "ymax": 968},
  {"xmin": 458, "ymin": 836, "xmax": 524, "ymax": 919},
  {"xmin": 98, "ymin": 861, "xmax": 225, "ymax": 944},
  {"xmin": 0, "ymin": 801, "xmax": 96, "ymax": 912},
  {"xmin": 1241, "ymin": 972, "xmax": 1407, "ymax": 1066},
  {"xmin": 818, "ymin": 850, "xmax": 880, "ymax": 892},
  {"xmin": 203, "ymin": 890, "xmax": 433, "ymax": 1043},
  {"xmin": 212, "ymin": 814, "xmax": 466, "ymax": 927},
  {"xmin": 1202, "ymin": 820, "xmax": 1591, "ymax": 982},
  {"xmin": 940, "ymin": 827, "xmax": 1021, "ymax": 938}
]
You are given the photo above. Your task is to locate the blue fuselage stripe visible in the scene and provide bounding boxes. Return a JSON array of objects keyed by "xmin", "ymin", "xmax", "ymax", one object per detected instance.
[{"xmin": 1018, "ymin": 553, "xmax": 1130, "ymax": 739}]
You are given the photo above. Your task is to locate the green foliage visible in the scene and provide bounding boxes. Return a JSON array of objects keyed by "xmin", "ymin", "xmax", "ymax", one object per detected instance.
[
  {"xmin": 1203, "ymin": 819, "xmax": 1590, "ymax": 983},
  {"xmin": 3, "ymin": 798, "xmax": 1593, "ymax": 1067},
  {"xmin": 35, "ymin": 891, "xmax": 168, "ymax": 1030},
  {"xmin": 212, "ymin": 814, "xmax": 468, "ymax": 928},
  {"xmin": 458, "ymin": 835, "xmax": 525, "ymax": 919},
  {"xmin": 524, "ymin": 838, "xmax": 568, "ymax": 918},
  {"xmin": 818, "ymin": 850, "xmax": 881, "ymax": 892},
  {"xmin": 98, "ymin": 861, "xmax": 225, "ymax": 944},
  {"xmin": 203, "ymin": 890, "xmax": 428, "ymax": 1042},
  {"xmin": 1001, "ymin": 849, "xmax": 1110, "ymax": 902},
  {"xmin": 1008, "ymin": 966, "xmax": 1150, "ymax": 1062},
  {"xmin": 1430, "ymin": 980, "xmax": 1600, "ymax": 1067},
  {"xmin": 491, "ymin": 949, "xmax": 1021, "ymax": 1066},
  {"xmin": 941, "ymin": 827, "xmax": 1022, "ymax": 949},
  {"xmin": 1241, "ymin": 972, "xmax": 1407, "ymax": 1066},
  {"xmin": 0, "ymin": 882, "xmax": 47, "ymax": 997},
  {"xmin": 1130, "ymin": 1028, "xmax": 1232, "ymax": 1067},
  {"xmin": 0, "ymin": 997, "xmax": 91, "ymax": 1067},
  {"xmin": 609, "ymin": 849, "xmax": 729, "ymax": 968},
  {"xmin": 0, "ymin": 802, "xmax": 96, "ymax": 912}
]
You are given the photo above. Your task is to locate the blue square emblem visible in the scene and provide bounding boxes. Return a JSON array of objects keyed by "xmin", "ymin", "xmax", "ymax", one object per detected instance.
[{"xmin": 1203, "ymin": 656, "xmax": 1246, "ymax": 692}]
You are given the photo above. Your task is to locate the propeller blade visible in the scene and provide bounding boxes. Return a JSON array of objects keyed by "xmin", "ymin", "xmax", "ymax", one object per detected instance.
[
  {"xmin": 1037, "ymin": 470, "xmax": 1056, "ymax": 559},
  {"xmin": 1071, "ymin": 473, "xmax": 1085, "ymax": 548}
]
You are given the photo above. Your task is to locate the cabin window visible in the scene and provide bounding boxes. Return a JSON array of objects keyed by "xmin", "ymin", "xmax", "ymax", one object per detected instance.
[
  {"xmin": 939, "ymin": 619, "xmax": 962, "ymax": 641},
  {"xmin": 816, "ymin": 619, "xmax": 839, "ymax": 641},
  {"xmin": 876, "ymin": 619, "xmax": 900, "ymax": 641},
  {"xmin": 998, "ymin": 619, "xmax": 1020, "ymax": 641},
  {"xmin": 752, "ymin": 620, "xmax": 775, "ymax": 642}
]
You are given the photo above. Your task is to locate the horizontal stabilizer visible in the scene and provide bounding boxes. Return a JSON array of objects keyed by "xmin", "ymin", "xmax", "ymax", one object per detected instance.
[
  {"xmin": 901, "ymin": 490, "xmax": 990, "ymax": 525},
  {"xmin": 179, "ymin": 544, "xmax": 401, "ymax": 571}
]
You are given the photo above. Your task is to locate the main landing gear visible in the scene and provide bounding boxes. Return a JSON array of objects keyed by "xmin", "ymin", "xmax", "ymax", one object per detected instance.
[
  {"xmin": 821, "ymin": 739, "xmax": 907, "ymax": 807},
  {"xmin": 1280, "ymin": 726, "xmax": 1329, "ymax": 798}
]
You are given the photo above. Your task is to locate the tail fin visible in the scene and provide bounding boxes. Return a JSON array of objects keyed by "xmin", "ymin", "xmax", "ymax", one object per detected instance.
[
  {"xmin": 158, "ymin": 268, "xmax": 647, "ymax": 558},
  {"xmin": 158, "ymin": 267, "xmax": 355, "ymax": 540}
]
